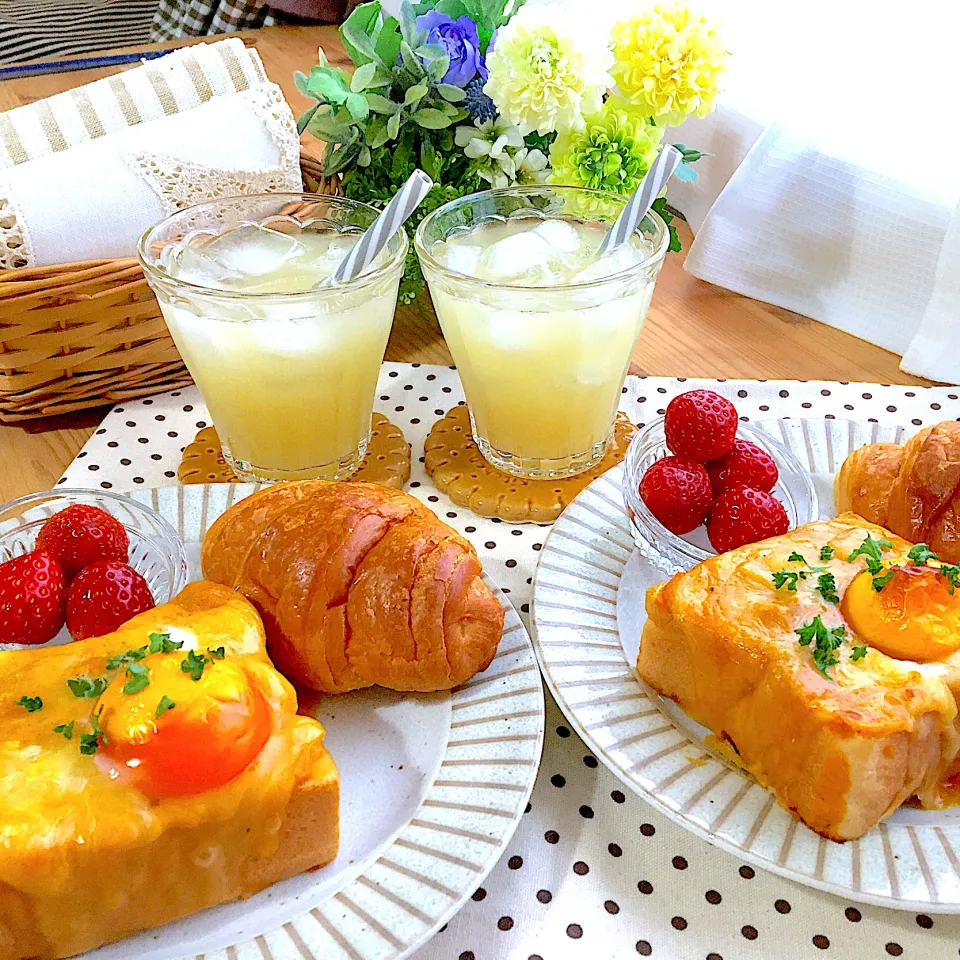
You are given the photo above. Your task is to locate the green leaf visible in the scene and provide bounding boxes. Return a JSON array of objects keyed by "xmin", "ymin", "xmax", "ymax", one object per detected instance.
[
  {"xmin": 787, "ymin": 552, "xmax": 806, "ymax": 564},
  {"xmin": 386, "ymin": 109, "xmax": 402, "ymax": 140},
  {"xmin": 366, "ymin": 65, "xmax": 395, "ymax": 89},
  {"xmin": 412, "ymin": 108, "xmax": 453, "ymax": 129},
  {"xmin": 847, "ymin": 535, "xmax": 892, "ymax": 569},
  {"xmin": 420, "ymin": 136, "xmax": 440, "ymax": 180},
  {"xmin": 392, "ymin": 130, "xmax": 414, "ymax": 176},
  {"xmin": 123, "ymin": 673, "xmax": 150, "ymax": 695},
  {"xmin": 850, "ymin": 645, "xmax": 869, "ymax": 661},
  {"xmin": 366, "ymin": 115, "xmax": 390, "ymax": 149},
  {"xmin": 365, "ymin": 92, "xmax": 400, "ymax": 114},
  {"xmin": 298, "ymin": 102, "xmax": 321, "ymax": 134},
  {"xmin": 346, "ymin": 92, "xmax": 370, "ymax": 121},
  {"xmin": 307, "ymin": 67, "xmax": 350, "ymax": 104},
  {"xmin": 324, "ymin": 138, "xmax": 362, "ymax": 177},
  {"xmin": 374, "ymin": 16, "xmax": 402, "ymax": 65},
  {"xmin": 427, "ymin": 55, "xmax": 451, "ymax": 83},
  {"xmin": 400, "ymin": 40, "xmax": 425, "ymax": 77},
  {"xmin": 67, "ymin": 675, "xmax": 109, "ymax": 699},
  {"xmin": 351, "ymin": 62, "xmax": 377, "ymax": 92},
  {"xmin": 207, "ymin": 646, "xmax": 226, "ymax": 660},
  {"xmin": 306, "ymin": 110, "xmax": 357, "ymax": 143},
  {"xmin": 872, "ymin": 571, "xmax": 896, "ymax": 592},
  {"xmin": 404, "ymin": 83, "xmax": 428, "ymax": 106},
  {"xmin": 435, "ymin": 0, "xmax": 469, "ymax": 16},
  {"xmin": 817, "ymin": 572, "xmax": 840, "ymax": 605},
  {"xmin": 106, "ymin": 646, "xmax": 147, "ymax": 670},
  {"xmin": 16, "ymin": 695, "xmax": 42, "ymax": 712},
  {"xmin": 908, "ymin": 543, "xmax": 940, "ymax": 565},
  {"xmin": 358, "ymin": 145, "xmax": 372, "ymax": 166},
  {"xmin": 54, "ymin": 721, "xmax": 74, "ymax": 740},
  {"xmin": 149, "ymin": 632, "xmax": 183, "ymax": 654},
  {"xmin": 436, "ymin": 83, "xmax": 466, "ymax": 103},
  {"xmin": 398, "ymin": 0, "xmax": 419, "ymax": 46},
  {"xmin": 341, "ymin": 21, "xmax": 382, "ymax": 67},
  {"xmin": 181, "ymin": 649, "xmax": 210, "ymax": 682},
  {"xmin": 820, "ymin": 545, "xmax": 835, "ymax": 561},
  {"xmin": 294, "ymin": 70, "xmax": 312, "ymax": 98},
  {"xmin": 156, "ymin": 695, "xmax": 176, "ymax": 719}
]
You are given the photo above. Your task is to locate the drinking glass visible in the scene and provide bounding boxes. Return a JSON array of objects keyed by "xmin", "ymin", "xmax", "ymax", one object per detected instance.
[
  {"xmin": 139, "ymin": 194, "xmax": 406, "ymax": 483},
  {"xmin": 415, "ymin": 185, "xmax": 668, "ymax": 479}
]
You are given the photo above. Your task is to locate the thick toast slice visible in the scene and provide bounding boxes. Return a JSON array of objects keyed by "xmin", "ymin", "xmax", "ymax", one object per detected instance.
[
  {"xmin": 0, "ymin": 582, "xmax": 339, "ymax": 960},
  {"xmin": 639, "ymin": 514, "xmax": 960, "ymax": 841}
]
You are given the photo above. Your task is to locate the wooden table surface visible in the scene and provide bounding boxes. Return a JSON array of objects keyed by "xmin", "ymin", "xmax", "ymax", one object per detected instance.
[{"xmin": 0, "ymin": 25, "xmax": 934, "ymax": 501}]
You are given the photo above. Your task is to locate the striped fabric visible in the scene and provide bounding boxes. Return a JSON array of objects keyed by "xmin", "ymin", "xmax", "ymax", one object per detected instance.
[
  {"xmin": 0, "ymin": 38, "xmax": 266, "ymax": 168},
  {"xmin": 0, "ymin": 0, "xmax": 159, "ymax": 65}
]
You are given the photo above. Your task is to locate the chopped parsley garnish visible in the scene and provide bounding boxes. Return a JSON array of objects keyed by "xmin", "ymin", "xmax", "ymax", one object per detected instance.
[
  {"xmin": 181, "ymin": 649, "xmax": 212, "ymax": 681},
  {"xmin": 872, "ymin": 570, "xmax": 896, "ymax": 592},
  {"xmin": 772, "ymin": 570, "xmax": 802, "ymax": 591},
  {"xmin": 850, "ymin": 645, "xmax": 869, "ymax": 661},
  {"xmin": 54, "ymin": 721, "xmax": 75, "ymax": 740},
  {"xmin": 848, "ymin": 534, "xmax": 892, "ymax": 575},
  {"xmin": 908, "ymin": 543, "xmax": 940, "ymax": 565},
  {"xmin": 79, "ymin": 709, "xmax": 108, "ymax": 756},
  {"xmin": 207, "ymin": 646, "xmax": 226, "ymax": 660},
  {"xmin": 156, "ymin": 695, "xmax": 176, "ymax": 719},
  {"xmin": 67, "ymin": 675, "xmax": 109, "ymax": 699},
  {"xmin": 106, "ymin": 646, "xmax": 147, "ymax": 671},
  {"xmin": 787, "ymin": 552, "xmax": 806, "ymax": 564},
  {"xmin": 795, "ymin": 615, "xmax": 848, "ymax": 678},
  {"xmin": 816, "ymin": 572, "xmax": 840, "ymax": 605},
  {"xmin": 149, "ymin": 632, "xmax": 183, "ymax": 654},
  {"xmin": 122, "ymin": 662, "xmax": 150, "ymax": 695},
  {"xmin": 940, "ymin": 563, "xmax": 960, "ymax": 595},
  {"xmin": 820, "ymin": 545, "xmax": 835, "ymax": 562},
  {"xmin": 15, "ymin": 695, "xmax": 43, "ymax": 712}
]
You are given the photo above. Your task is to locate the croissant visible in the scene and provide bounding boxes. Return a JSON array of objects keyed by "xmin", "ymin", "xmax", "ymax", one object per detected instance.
[
  {"xmin": 201, "ymin": 481, "xmax": 504, "ymax": 694},
  {"xmin": 835, "ymin": 421, "xmax": 960, "ymax": 563}
]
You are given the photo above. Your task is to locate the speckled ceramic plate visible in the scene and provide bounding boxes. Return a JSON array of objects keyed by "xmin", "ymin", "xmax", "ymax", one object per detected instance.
[
  {"xmin": 89, "ymin": 483, "xmax": 544, "ymax": 960},
  {"xmin": 531, "ymin": 419, "xmax": 960, "ymax": 913}
]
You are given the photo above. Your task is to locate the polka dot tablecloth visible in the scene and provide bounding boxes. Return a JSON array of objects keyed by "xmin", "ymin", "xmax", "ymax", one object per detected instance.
[{"xmin": 60, "ymin": 364, "xmax": 960, "ymax": 960}]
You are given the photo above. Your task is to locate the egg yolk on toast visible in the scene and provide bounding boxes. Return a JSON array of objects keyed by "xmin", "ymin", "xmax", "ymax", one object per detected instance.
[{"xmin": 0, "ymin": 582, "xmax": 339, "ymax": 960}]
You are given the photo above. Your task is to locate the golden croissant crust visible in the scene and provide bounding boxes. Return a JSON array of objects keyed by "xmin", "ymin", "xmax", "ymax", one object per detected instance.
[
  {"xmin": 201, "ymin": 481, "xmax": 505, "ymax": 694},
  {"xmin": 835, "ymin": 421, "xmax": 960, "ymax": 563}
]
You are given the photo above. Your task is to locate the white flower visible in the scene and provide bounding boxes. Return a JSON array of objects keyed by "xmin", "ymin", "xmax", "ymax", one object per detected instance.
[
  {"xmin": 514, "ymin": 147, "xmax": 549, "ymax": 184},
  {"xmin": 483, "ymin": 6, "xmax": 613, "ymax": 136},
  {"xmin": 456, "ymin": 118, "xmax": 526, "ymax": 188}
]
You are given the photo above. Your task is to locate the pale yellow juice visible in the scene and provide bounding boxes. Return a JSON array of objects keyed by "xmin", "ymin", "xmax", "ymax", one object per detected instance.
[
  {"xmin": 427, "ymin": 217, "xmax": 655, "ymax": 474},
  {"xmin": 156, "ymin": 223, "xmax": 399, "ymax": 481}
]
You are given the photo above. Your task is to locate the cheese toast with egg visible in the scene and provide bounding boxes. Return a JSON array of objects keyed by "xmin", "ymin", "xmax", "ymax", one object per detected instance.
[
  {"xmin": 0, "ymin": 582, "xmax": 339, "ymax": 960},
  {"xmin": 639, "ymin": 514, "xmax": 960, "ymax": 841}
]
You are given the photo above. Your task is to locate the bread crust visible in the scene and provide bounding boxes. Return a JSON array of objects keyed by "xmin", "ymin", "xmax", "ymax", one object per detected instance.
[
  {"xmin": 836, "ymin": 422, "xmax": 960, "ymax": 563},
  {"xmin": 202, "ymin": 481, "xmax": 505, "ymax": 693},
  {"xmin": 639, "ymin": 514, "xmax": 960, "ymax": 841}
]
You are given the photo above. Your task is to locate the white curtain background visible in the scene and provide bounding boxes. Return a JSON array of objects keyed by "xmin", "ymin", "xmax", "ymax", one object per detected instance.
[{"xmin": 391, "ymin": 0, "xmax": 960, "ymax": 382}]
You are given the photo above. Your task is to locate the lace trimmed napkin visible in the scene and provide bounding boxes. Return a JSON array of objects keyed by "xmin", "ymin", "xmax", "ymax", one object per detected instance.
[{"xmin": 0, "ymin": 38, "xmax": 302, "ymax": 269}]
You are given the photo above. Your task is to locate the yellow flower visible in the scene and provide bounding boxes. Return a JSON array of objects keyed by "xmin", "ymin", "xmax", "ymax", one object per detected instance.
[
  {"xmin": 549, "ymin": 99, "xmax": 663, "ymax": 195},
  {"xmin": 484, "ymin": 6, "xmax": 612, "ymax": 136},
  {"xmin": 611, "ymin": 3, "xmax": 728, "ymax": 126}
]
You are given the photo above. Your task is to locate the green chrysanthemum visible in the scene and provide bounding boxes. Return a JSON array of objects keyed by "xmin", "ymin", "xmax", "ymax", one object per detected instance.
[{"xmin": 548, "ymin": 101, "xmax": 663, "ymax": 195}]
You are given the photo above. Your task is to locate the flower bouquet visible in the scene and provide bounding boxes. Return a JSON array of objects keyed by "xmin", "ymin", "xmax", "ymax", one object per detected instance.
[{"xmin": 296, "ymin": 0, "xmax": 728, "ymax": 303}]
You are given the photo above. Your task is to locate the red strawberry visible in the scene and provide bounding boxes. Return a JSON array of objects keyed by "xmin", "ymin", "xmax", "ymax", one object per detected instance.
[
  {"xmin": 65, "ymin": 561, "xmax": 154, "ymax": 641},
  {"xmin": 707, "ymin": 486, "xmax": 789, "ymax": 553},
  {"xmin": 639, "ymin": 456, "xmax": 714, "ymax": 535},
  {"xmin": 706, "ymin": 439, "xmax": 779, "ymax": 496},
  {"xmin": 37, "ymin": 504, "xmax": 128, "ymax": 580},
  {"xmin": 664, "ymin": 390, "xmax": 738, "ymax": 462},
  {"xmin": 0, "ymin": 549, "xmax": 66, "ymax": 645}
]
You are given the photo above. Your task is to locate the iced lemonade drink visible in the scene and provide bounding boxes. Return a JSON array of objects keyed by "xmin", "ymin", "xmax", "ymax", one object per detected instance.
[
  {"xmin": 416, "ymin": 186, "xmax": 668, "ymax": 478},
  {"xmin": 139, "ymin": 195, "xmax": 406, "ymax": 483}
]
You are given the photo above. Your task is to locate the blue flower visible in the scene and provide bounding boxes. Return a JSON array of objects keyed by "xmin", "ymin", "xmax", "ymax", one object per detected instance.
[{"xmin": 415, "ymin": 11, "xmax": 485, "ymax": 87}]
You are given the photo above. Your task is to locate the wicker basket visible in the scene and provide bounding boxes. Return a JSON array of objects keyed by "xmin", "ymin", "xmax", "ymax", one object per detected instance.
[{"xmin": 0, "ymin": 153, "xmax": 334, "ymax": 422}]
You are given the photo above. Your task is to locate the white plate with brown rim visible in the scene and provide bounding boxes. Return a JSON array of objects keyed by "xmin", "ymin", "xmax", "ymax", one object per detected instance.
[
  {"xmin": 530, "ymin": 418, "xmax": 960, "ymax": 913},
  {"xmin": 85, "ymin": 483, "xmax": 544, "ymax": 960}
]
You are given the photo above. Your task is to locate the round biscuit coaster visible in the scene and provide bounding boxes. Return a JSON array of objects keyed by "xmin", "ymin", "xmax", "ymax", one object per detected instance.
[
  {"xmin": 177, "ymin": 413, "xmax": 410, "ymax": 489},
  {"xmin": 424, "ymin": 404, "xmax": 638, "ymax": 523}
]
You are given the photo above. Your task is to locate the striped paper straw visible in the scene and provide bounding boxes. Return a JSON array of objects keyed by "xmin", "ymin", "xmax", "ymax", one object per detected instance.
[
  {"xmin": 597, "ymin": 145, "xmax": 682, "ymax": 256},
  {"xmin": 333, "ymin": 169, "xmax": 434, "ymax": 282}
]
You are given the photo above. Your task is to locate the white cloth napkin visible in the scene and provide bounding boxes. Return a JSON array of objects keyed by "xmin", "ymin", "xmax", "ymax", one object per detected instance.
[{"xmin": 0, "ymin": 38, "xmax": 302, "ymax": 269}]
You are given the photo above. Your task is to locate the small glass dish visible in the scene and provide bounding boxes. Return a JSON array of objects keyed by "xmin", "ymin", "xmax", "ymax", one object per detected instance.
[
  {"xmin": 621, "ymin": 417, "xmax": 819, "ymax": 576},
  {"xmin": 0, "ymin": 489, "xmax": 188, "ymax": 647}
]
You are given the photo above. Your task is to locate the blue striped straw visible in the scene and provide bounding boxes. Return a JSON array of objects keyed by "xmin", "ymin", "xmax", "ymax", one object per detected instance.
[
  {"xmin": 333, "ymin": 169, "xmax": 434, "ymax": 282},
  {"xmin": 597, "ymin": 145, "xmax": 682, "ymax": 256}
]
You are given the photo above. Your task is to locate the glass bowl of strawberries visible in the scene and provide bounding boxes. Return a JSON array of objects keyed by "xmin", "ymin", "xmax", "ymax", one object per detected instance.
[
  {"xmin": 622, "ymin": 390, "xmax": 818, "ymax": 575},
  {"xmin": 0, "ymin": 489, "xmax": 187, "ymax": 648}
]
